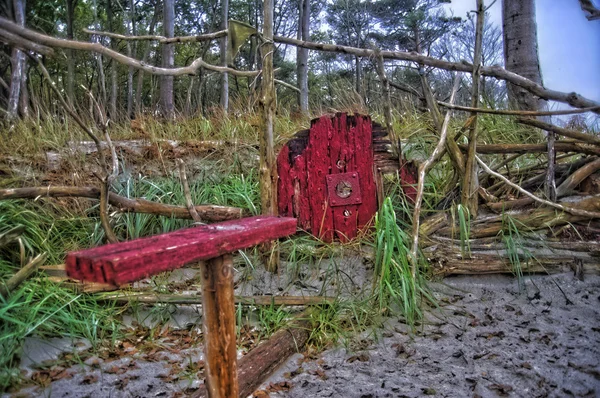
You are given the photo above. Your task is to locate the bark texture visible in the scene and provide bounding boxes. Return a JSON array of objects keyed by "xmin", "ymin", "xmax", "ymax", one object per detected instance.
[
  {"xmin": 502, "ymin": 0, "xmax": 545, "ymax": 111},
  {"xmin": 296, "ymin": 0, "xmax": 309, "ymax": 113},
  {"xmin": 160, "ymin": 0, "xmax": 175, "ymax": 118}
]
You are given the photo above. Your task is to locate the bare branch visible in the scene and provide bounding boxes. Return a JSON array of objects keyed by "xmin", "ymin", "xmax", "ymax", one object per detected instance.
[
  {"xmin": 410, "ymin": 74, "xmax": 462, "ymax": 275},
  {"xmin": 0, "ymin": 29, "xmax": 53, "ymax": 55},
  {"xmin": 517, "ymin": 118, "xmax": 600, "ymax": 146},
  {"xmin": 438, "ymin": 103, "xmax": 600, "ymax": 117},
  {"xmin": 0, "ymin": 19, "xmax": 257, "ymax": 77},
  {"xmin": 273, "ymin": 35, "xmax": 600, "ymax": 114},
  {"xmin": 83, "ymin": 28, "xmax": 228, "ymax": 43},
  {"xmin": 580, "ymin": 0, "xmax": 600, "ymax": 20},
  {"xmin": 476, "ymin": 155, "xmax": 600, "ymax": 219},
  {"xmin": 32, "ymin": 56, "xmax": 107, "ymax": 170},
  {"xmin": 177, "ymin": 159, "xmax": 203, "ymax": 223},
  {"xmin": 275, "ymin": 79, "xmax": 300, "ymax": 93}
]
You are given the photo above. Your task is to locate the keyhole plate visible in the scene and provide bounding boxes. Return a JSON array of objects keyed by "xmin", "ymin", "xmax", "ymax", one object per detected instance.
[{"xmin": 326, "ymin": 172, "xmax": 362, "ymax": 207}]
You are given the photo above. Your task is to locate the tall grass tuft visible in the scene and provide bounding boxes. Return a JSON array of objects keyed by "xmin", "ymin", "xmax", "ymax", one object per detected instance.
[
  {"xmin": 500, "ymin": 213, "xmax": 533, "ymax": 292},
  {"xmin": 373, "ymin": 197, "xmax": 429, "ymax": 328}
]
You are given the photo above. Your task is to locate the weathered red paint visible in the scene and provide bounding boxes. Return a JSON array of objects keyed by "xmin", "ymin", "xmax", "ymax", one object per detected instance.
[
  {"xmin": 277, "ymin": 113, "xmax": 378, "ymax": 242},
  {"xmin": 66, "ymin": 216, "xmax": 297, "ymax": 285},
  {"xmin": 278, "ymin": 114, "xmax": 418, "ymax": 242}
]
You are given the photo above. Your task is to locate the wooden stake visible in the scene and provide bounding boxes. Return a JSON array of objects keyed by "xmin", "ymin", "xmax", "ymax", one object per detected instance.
[
  {"xmin": 460, "ymin": 0, "xmax": 484, "ymax": 217},
  {"xmin": 200, "ymin": 255, "xmax": 238, "ymax": 398},
  {"xmin": 259, "ymin": 0, "xmax": 279, "ymax": 272}
]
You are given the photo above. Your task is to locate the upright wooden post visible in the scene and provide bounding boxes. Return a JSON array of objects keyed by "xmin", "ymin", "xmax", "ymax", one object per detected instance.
[
  {"xmin": 200, "ymin": 254, "xmax": 238, "ymax": 398},
  {"xmin": 259, "ymin": 0, "xmax": 279, "ymax": 272}
]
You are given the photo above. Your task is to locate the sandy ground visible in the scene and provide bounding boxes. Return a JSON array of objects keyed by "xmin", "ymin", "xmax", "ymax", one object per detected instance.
[{"xmin": 4, "ymin": 267, "xmax": 600, "ymax": 397}]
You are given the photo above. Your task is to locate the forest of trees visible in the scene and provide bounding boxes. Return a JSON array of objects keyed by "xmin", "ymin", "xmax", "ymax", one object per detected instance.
[{"xmin": 0, "ymin": 0, "xmax": 529, "ymax": 122}]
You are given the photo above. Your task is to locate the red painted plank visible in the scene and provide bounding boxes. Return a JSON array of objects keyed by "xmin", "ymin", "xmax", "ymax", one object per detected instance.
[
  {"xmin": 277, "ymin": 145, "xmax": 293, "ymax": 217},
  {"xmin": 353, "ymin": 115, "xmax": 378, "ymax": 231},
  {"xmin": 66, "ymin": 216, "xmax": 297, "ymax": 285},
  {"xmin": 330, "ymin": 113, "xmax": 360, "ymax": 242},
  {"xmin": 293, "ymin": 153, "xmax": 310, "ymax": 231},
  {"xmin": 307, "ymin": 116, "xmax": 335, "ymax": 242}
]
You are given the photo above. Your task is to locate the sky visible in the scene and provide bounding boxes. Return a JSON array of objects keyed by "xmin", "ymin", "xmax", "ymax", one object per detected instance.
[{"xmin": 444, "ymin": 0, "xmax": 600, "ymax": 108}]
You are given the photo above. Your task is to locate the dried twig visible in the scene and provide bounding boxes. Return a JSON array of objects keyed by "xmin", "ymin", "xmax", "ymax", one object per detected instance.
[
  {"xmin": 176, "ymin": 159, "xmax": 203, "ymax": 223},
  {"xmin": 517, "ymin": 118, "xmax": 600, "ymax": 146},
  {"xmin": 0, "ymin": 186, "xmax": 243, "ymax": 221},
  {"xmin": 476, "ymin": 155, "xmax": 600, "ymax": 219},
  {"xmin": 438, "ymin": 103, "xmax": 600, "ymax": 117},
  {"xmin": 410, "ymin": 74, "xmax": 462, "ymax": 274},
  {"xmin": 32, "ymin": 56, "xmax": 107, "ymax": 169},
  {"xmin": 0, "ymin": 253, "xmax": 47, "ymax": 298},
  {"xmin": 1, "ymin": 19, "xmax": 257, "ymax": 77},
  {"xmin": 83, "ymin": 28, "xmax": 228, "ymax": 43},
  {"xmin": 96, "ymin": 174, "xmax": 119, "ymax": 243}
]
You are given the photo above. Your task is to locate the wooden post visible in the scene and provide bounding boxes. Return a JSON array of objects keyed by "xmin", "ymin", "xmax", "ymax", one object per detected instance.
[
  {"xmin": 200, "ymin": 255, "xmax": 238, "ymax": 398},
  {"xmin": 461, "ymin": 0, "xmax": 484, "ymax": 217},
  {"xmin": 259, "ymin": 0, "xmax": 279, "ymax": 271}
]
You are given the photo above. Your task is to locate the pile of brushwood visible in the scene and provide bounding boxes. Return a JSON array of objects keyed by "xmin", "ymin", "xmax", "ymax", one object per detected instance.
[{"xmin": 415, "ymin": 116, "xmax": 600, "ymax": 280}]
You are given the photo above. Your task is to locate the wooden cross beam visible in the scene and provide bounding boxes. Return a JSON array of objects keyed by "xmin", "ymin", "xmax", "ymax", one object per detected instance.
[{"xmin": 65, "ymin": 216, "xmax": 297, "ymax": 398}]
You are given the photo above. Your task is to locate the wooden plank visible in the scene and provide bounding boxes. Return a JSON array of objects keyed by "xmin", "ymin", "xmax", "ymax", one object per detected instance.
[
  {"xmin": 200, "ymin": 255, "xmax": 238, "ymax": 398},
  {"xmin": 352, "ymin": 115, "xmax": 378, "ymax": 233},
  {"xmin": 307, "ymin": 115, "xmax": 335, "ymax": 241},
  {"xmin": 66, "ymin": 216, "xmax": 297, "ymax": 285},
  {"xmin": 330, "ymin": 113, "xmax": 359, "ymax": 241}
]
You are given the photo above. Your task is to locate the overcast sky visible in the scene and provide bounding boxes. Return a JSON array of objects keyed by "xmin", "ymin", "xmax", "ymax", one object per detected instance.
[{"xmin": 444, "ymin": 0, "xmax": 600, "ymax": 108}]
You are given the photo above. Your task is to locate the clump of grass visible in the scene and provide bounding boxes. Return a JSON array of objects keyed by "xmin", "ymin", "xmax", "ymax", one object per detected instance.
[
  {"xmin": 500, "ymin": 213, "xmax": 534, "ymax": 291},
  {"xmin": 450, "ymin": 203, "xmax": 471, "ymax": 258},
  {"xmin": 0, "ymin": 200, "xmax": 124, "ymax": 391},
  {"xmin": 372, "ymin": 197, "xmax": 431, "ymax": 328}
]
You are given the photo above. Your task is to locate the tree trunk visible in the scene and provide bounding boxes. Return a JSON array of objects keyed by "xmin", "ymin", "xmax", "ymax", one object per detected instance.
[
  {"xmin": 160, "ymin": 0, "xmax": 175, "ymax": 118},
  {"xmin": 7, "ymin": 0, "xmax": 27, "ymax": 121},
  {"xmin": 127, "ymin": 0, "xmax": 135, "ymax": 119},
  {"xmin": 66, "ymin": 0, "xmax": 76, "ymax": 102},
  {"xmin": 502, "ymin": 0, "xmax": 545, "ymax": 112},
  {"xmin": 220, "ymin": 0, "xmax": 229, "ymax": 113},
  {"xmin": 296, "ymin": 0, "xmax": 309, "ymax": 114},
  {"xmin": 107, "ymin": 0, "xmax": 118, "ymax": 119},
  {"xmin": 135, "ymin": 1, "xmax": 159, "ymax": 116}
]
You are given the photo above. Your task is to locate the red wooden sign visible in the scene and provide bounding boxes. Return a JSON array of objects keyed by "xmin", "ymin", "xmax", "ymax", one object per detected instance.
[{"xmin": 277, "ymin": 113, "xmax": 378, "ymax": 242}]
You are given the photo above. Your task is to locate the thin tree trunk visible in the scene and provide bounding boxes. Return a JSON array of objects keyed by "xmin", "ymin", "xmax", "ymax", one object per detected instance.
[
  {"xmin": 461, "ymin": 0, "xmax": 484, "ymax": 216},
  {"xmin": 107, "ymin": 0, "xmax": 118, "ymax": 119},
  {"xmin": 220, "ymin": 0, "xmax": 229, "ymax": 113},
  {"xmin": 296, "ymin": 0, "xmax": 309, "ymax": 114},
  {"xmin": 7, "ymin": 0, "xmax": 27, "ymax": 121},
  {"xmin": 135, "ymin": 1, "xmax": 159, "ymax": 116},
  {"xmin": 259, "ymin": 0, "xmax": 278, "ymax": 272},
  {"xmin": 127, "ymin": 0, "xmax": 135, "ymax": 119},
  {"xmin": 66, "ymin": 0, "xmax": 76, "ymax": 102},
  {"xmin": 160, "ymin": 0, "xmax": 175, "ymax": 118},
  {"xmin": 92, "ymin": 0, "xmax": 107, "ymax": 106}
]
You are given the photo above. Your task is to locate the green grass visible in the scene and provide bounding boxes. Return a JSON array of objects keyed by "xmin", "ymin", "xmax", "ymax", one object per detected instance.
[
  {"xmin": 500, "ymin": 213, "xmax": 534, "ymax": 291},
  {"xmin": 0, "ymin": 206, "xmax": 122, "ymax": 391},
  {"xmin": 372, "ymin": 197, "xmax": 431, "ymax": 328}
]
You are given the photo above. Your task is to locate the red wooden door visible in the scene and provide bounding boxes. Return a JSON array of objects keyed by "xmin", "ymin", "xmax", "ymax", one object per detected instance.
[{"xmin": 277, "ymin": 113, "xmax": 378, "ymax": 242}]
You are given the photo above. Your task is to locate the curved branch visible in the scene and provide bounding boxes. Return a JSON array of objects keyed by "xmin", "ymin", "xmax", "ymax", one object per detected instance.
[
  {"xmin": 82, "ymin": 28, "xmax": 228, "ymax": 44},
  {"xmin": 0, "ymin": 19, "xmax": 257, "ymax": 77},
  {"xmin": 476, "ymin": 155, "xmax": 600, "ymax": 219},
  {"xmin": 0, "ymin": 186, "xmax": 244, "ymax": 221},
  {"xmin": 273, "ymin": 35, "xmax": 600, "ymax": 114}
]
